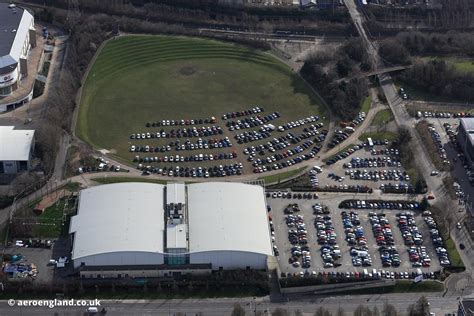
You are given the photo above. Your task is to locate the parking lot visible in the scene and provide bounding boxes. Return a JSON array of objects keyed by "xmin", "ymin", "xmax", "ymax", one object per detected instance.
[
  {"xmin": 316, "ymin": 140, "xmax": 413, "ymax": 192},
  {"xmin": 3, "ymin": 244, "xmax": 55, "ymax": 284},
  {"xmin": 122, "ymin": 107, "xmax": 329, "ymax": 177},
  {"xmin": 267, "ymin": 194, "xmax": 441, "ymax": 279}
]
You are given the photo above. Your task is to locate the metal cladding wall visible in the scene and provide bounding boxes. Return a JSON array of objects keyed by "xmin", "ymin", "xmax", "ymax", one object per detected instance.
[
  {"xmin": 73, "ymin": 251, "xmax": 164, "ymax": 268},
  {"xmin": 190, "ymin": 251, "xmax": 267, "ymax": 270}
]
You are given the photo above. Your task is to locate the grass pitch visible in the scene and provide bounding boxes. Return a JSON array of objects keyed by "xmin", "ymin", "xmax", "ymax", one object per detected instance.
[{"xmin": 77, "ymin": 35, "xmax": 327, "ymax": 163}]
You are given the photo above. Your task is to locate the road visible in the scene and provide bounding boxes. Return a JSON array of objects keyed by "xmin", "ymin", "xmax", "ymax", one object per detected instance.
[
  {"xmin": 344, "ymin": 0, "xmax": 473, "ymax": 291},
  {"xmin": 0, "ymin": 293, "xmax": 461, "ymax": 315}
]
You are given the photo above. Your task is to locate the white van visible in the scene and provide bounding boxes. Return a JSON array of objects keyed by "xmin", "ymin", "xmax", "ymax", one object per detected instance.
[
  {"xmin": 87, "ymin": 307, "xmax": 98, "ymax": 315},
  {"xmin": 313, "ymin": 166, "xmax": 323, "ymax": 173}
]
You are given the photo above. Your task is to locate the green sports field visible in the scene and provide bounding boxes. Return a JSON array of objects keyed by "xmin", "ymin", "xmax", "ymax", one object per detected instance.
[{"xmin": 77, "ymin": 35, "xmax": 327, "ymax": 164}]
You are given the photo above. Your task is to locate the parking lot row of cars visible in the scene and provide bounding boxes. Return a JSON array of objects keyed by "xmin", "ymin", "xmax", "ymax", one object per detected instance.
[
  {"xmin": 379, "ymin": 182, "xmax": 415, "ymax": 193},
  {"xmin": 234, "ymin": 128, "xmax": 273, "ymax": 143},
  {"xmin": 343, "ymin": 156, "xmax": 401, "ymax": 169},
  {"xmin": 427, "ymin": 124, "xmax": 450, "ymax": 166},
  {"xmin": 130, "ymin": 125, "xmax": 224, "ymax": 140},
  {"xmin": 423, "ymin": 212, "xmax": 451, "ymax": 266},
  {"xmin": 253, "ymin": 144, "xmax": 322, "ymax": 173},
  {"xmin": 325, "ymin": 144, "xmax": 364, "ymax": 166},
  {"xmin": 315, "ymin": 212, "xmax": 341, "ymax": 268},
  {"xmin": 242, "ymin": 126, "xmax": 327, "ymax": 156},
  {"xmin": 341, "ymin": 211, "xmax": 373, "ymax": 267},
  {"xmin": 226, "ymin": 112, "xmax": 280, "ymax": 131},
  {"xmin": 130, "ymin": 137, "xmax": 233, "ymax": 153},
  {"xmin": 250, "ymin": 140, "xmax": 316, "ymax": 166},
  {"xmin": 145, "ymin": 117, "xmax": 217, "ymax": 127},
  {"xmin": 328, "ymin": 112, "xmax": 366, "ymax": 148},
  {"xmin": 285, "ymin": 210, "xmax": 312, "ymax": 268},
  {"xmin": 396, "ymin": 212, "xmax": 432, "ymax": 268},
  {"xmin": 139, "ymin": 163, "xmax": 244, "ymax": 177},
  {"xmin": 131, "ymin": 126, "xmax": 224, "ymax": 139},
  {"xmin": 222, "ymin": 106, "xmax": 264, "ymax": 120},
  {"xmin": 284, "ymin": 269, "xmax": 434, "ymax": 281},
  {"xmin": 415, "ymin": 110, "xmax": 473, "ymax": 119},
  {"xmin": 368, "ymin": 212, "xmax": 401, "ymax": 267},
  {"xmin": 344, "ymin": 169, "xmax": 410, "ymax": 182},
  {"xmin": 339, "ymin": 200, "xmax": 421, "ymax": 210},
  {"xmin": 277, "ymin": 116, "xmax": 320, "ymax": 132},
  {"xmin": 133, "ymin": 152, "xmax": 238, "ymax": 164}
]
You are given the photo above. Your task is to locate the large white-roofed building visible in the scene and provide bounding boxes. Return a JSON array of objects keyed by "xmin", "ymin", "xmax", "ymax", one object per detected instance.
[
  {"xmin": 69, "ymin": 182, "xmax": 273, "ymax": 278},
  {"xmin": 0, "ymin": 3, "xmax": 36, "ymax": 97},
  {"xmin": 0, "ymin": 126, "xmax": 34, "ymax": 174},
  {"xmin": 70, "ymin": 183, "xmax": 166, "ymax": 268},
  {"xmin": 187, "ymin": 182, "xmax": 272, "ymax": 269}
]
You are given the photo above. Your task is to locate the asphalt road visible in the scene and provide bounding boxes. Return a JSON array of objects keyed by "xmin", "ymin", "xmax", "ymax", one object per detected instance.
[{"xmin": 0, "ymin": 293, "xmax": 461, "ymax": 315}]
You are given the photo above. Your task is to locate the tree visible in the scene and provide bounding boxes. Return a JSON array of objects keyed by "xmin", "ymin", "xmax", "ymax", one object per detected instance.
[
  {"xmin": 336, "ymin": 307, "xmax": 345, "ymax": 316},
  {"xmin": 379, "ymin": 38, "xmax": 409, "ymax": 65},
  {"xmin": 315, "ymin": 306, "xmax": 332, "ymax": 316},
  {"xmin": 232, "ymin": 303, "xmax": 246, "ymax": 316},
  {"xmin": 336, "ymin": 57, "xmax": 352, "ymax": 77},
  {"xmin": 382, "ymin": 302, "xmax": 398, "ymax": 316},
  {"xmin": 408, "ymin": 296, "xmax": 430, "ymax": 316},
  {"xmin": 272, "ymin": 308, "xmax": 289, "ymax": 316}
]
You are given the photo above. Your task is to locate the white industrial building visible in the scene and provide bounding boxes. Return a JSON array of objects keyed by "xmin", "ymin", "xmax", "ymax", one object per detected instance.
[
  {"xmin": 0, "ymin": 126, "xmax": 35, "ymax": 174},
  {"xmin": 0, "ymin": 3, "xmax": 36, "ymax": 97},
  {"xmin": 69, "ymin": 182, "xmax": 273, "ymax": 278}
]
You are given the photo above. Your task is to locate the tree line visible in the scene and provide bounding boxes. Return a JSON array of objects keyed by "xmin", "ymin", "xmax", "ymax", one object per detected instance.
[
  {"xmin": 364, "ymin": 0, "xmax": 474, "ymax": 29},
  {"xmin": 231, "ymin": 296, "xmax": 430, "ymax": 316},
  {"xmin": 300, "ymin": 38, "xmax": 369, "ymax": 121},
  {"xmin": 400, "ymin": 59, "xmax": 474, "ymax": 103},
  {"xmin": 378, "ymin": 31, "xmax": 474, "ymax": 66},
  {"xmin": 25, "ymin": 0, "xmax": 351, "ymax": 36}
]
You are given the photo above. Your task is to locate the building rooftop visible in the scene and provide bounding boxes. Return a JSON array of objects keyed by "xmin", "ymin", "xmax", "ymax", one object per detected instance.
[
  {"xmin": 166, "ymin": 223, "xmax": 187, "ymax": 250},
  {"xmin": 187, "ymin": 182, "xmax": 272, "ymax": 256},
  {"xmin": 70, "ymin": 183, "xmax": 166, "ymax": 260},
  {"xmin": 0, "ymin": 3, "xmax": 33, "ymax": 70},
  {"xmin": 460, "ymin": 299, "xmax": 474, "ymax": 316},
  {"xmin": 460, "ymin": 118, "xmax": 474, "ymax": 146},
  {"xmin": 166, "ymin": 182, "xmax": 186, "ymax": 206},
  {"xmin": 0, "ymin": 126, "xmax": 34, "ymax": 161}
]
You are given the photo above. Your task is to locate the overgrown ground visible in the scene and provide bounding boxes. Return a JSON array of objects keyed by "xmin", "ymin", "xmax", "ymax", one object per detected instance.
[
  {"xmin": 371, "ymin": 109, "xmax": 394, "ymax": 127},
  {"xmin": 77, "ymin": 35, "xmax": 327, "ymax": 166}
]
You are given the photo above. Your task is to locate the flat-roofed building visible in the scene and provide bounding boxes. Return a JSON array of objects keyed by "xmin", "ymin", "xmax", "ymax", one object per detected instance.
[
  {"xmin": 69, "ymin": 182, "xmax": 272, "ymax": 278},
  {"xmin": 0, "ymin": 126, "xmax": 34, "ymax": 174}
]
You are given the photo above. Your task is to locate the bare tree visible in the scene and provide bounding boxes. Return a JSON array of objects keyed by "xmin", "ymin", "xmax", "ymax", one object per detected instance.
[
  {"xmin": 232, "ymin": 303, "xmax": 246, "ymax": 316},
  {"xmin": 382, "ymin": 302, "xmax": 398, "ymax": 316}
]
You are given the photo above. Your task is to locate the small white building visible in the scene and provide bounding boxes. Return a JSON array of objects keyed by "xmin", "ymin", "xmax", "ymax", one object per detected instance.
[
  {"xmin": 69, "ymin": 182, "xmax": 273, "ymax": 277},
  {"xmin": 0, "ymin": 126, "xmax": 35, "ymax": 174}
]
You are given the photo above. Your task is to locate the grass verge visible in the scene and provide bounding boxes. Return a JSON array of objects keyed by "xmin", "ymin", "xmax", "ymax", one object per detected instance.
[
  {"xmin": 336, "ymin": 280, "xmax": 444, "ymax": 295},
  {"xmin": 91, "ymin": 176, "xmax": 168, "ymax": 185},
  {"xmin": 371, "ymin": 109, "xmax": 394, "ymax": 126},
  {"xmin": 444, "ymin": 237, "xmax": 464, "ymax": 268},
  {"xmin": 258, "ymin": 167, "xmax": 306, "ymax": 184},
  {"xmin": 415, "ymin": 120, "xmax": 450, "ymax": 172},
  {"xmin": 360, "ymin": 95, "xmax": 372, "ymax": 114}
]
